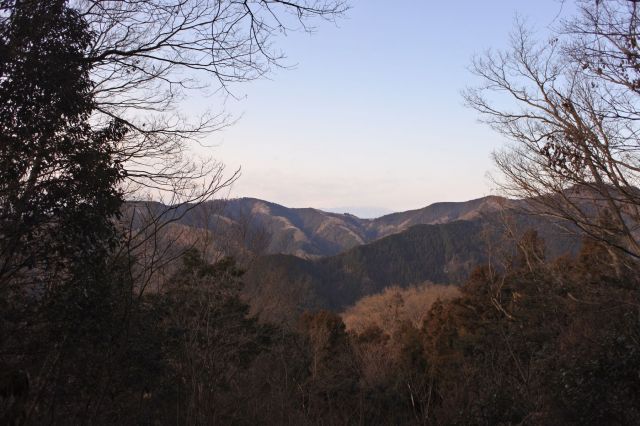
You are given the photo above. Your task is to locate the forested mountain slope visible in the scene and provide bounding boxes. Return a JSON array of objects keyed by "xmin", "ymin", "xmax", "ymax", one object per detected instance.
[
  {"xmin": 242, "ymin": 213, "xmax": 580, "ymax": 320},
  {"xmin": 132, "ymin": 196, "xmax": 511, "ymax": 258}
]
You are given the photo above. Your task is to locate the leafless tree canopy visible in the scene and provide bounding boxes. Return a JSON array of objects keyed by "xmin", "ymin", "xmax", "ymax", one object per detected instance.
[
  {"xmin": 68, "ymin": 0, "xmax": 346, "ymax": 198},
  {"xmin": 464, "ymin": 0, "xmax": 640, "ymax": 260}
]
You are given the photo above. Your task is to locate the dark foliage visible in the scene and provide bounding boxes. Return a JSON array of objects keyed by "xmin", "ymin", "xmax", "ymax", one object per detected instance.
[
  {"xmin": 422, "ymin": 234, "xmax": 640, "ymax": 425},
  {"xmin": 0, "ymin": 1, "xmax": 128, "ymax": 422},
  {"xmin": 0, "ymin": 0, "xmax": 126, "ymax": 281}
]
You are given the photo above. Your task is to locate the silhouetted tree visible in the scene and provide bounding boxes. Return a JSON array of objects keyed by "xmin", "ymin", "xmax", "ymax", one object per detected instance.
[
  {"xmin": 75, "ymin": 0, "xmax": 347, "ymax": 202},
  {"xmin": 465, "ymin": 2, "xmax": 640, "ymax": 261},
  {"xmin": 0, "ymin": 1, "xmax": 133, "ymax": 422},
  {"xmin": 0, "ymin": 0, "xmax": 126, "ymax": 284}
]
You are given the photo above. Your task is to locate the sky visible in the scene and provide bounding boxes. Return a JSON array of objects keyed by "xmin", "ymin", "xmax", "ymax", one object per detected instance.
[{"xmin": 194, "ymin": 0, "xmax": 574, "ymax": 217}]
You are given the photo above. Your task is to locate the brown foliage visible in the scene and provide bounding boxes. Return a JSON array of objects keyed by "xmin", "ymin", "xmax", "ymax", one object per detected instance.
[{"xmin": 342, "ymin": 283, "xmax": 460, "ymax": 335}]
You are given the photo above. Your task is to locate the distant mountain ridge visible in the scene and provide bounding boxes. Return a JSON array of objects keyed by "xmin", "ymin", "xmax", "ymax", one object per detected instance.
[{"xmin": 157, "ymin": 195, "xmax": 515, "ymax": 258}]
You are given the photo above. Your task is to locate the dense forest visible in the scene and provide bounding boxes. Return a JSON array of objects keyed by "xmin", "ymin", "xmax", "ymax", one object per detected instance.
[{"xmin": 2, "ymin": 0, "xmax": 640, "ymax": 425}]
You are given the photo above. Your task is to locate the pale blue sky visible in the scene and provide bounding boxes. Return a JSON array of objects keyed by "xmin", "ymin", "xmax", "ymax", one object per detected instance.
[{"xmin": 197, "ymin": 0, "xmax": 572, "ymax": 216}]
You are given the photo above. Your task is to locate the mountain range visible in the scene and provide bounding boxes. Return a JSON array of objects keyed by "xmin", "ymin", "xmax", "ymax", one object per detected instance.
[
  {"xmin": 131, "ymin": 195, "xmax": 582, "ymax": 321},
  {"xmin": 161, "ymin": 195, "xmax": 517, "ymax": 258}
]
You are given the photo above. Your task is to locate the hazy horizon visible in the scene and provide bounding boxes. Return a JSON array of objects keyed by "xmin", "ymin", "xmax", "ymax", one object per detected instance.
[
  {"xmin": 223, "ymin": 193, "xmax": 509, "ymax": 219},
  {"xmin": 187, "ymin": 0, "xmax": 573, "ymax": 212}
]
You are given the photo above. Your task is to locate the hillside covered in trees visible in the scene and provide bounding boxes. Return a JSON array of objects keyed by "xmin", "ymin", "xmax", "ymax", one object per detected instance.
[{"xmin": 241, "ymin": 211, "xmax": 581, "ymax": 320}]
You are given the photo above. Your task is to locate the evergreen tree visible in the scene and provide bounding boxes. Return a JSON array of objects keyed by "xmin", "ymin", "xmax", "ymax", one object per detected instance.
[
  {"xmin": 0, "ymin": 1, "xmax": 128, "ymax": 422},
  {"xmin": 0, "ymin": 0, "xmax": 126, "ymax": 284}
]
